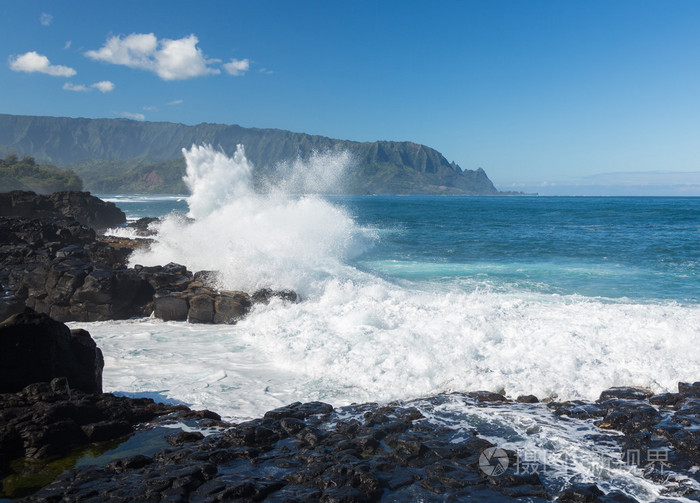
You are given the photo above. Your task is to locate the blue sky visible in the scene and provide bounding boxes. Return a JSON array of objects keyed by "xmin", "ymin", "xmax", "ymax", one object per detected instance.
[{"xmin": 2, "ymin": 1, "xmax": 700, "ymax": 195}]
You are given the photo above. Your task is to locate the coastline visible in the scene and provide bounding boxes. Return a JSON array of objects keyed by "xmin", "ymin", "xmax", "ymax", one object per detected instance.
[
  {"xmin": 1, "ymin": 191, "xmax": 699, "ymax": 501},
  {"xmin": 2, "ymin": 309, "xmax": 698, "ymax": 502},
  {"xmin": 3, "ymin": 318, "xmax": 698, "ymax": 502}
]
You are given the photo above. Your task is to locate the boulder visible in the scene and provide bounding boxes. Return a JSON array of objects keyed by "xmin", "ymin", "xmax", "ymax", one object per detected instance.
[
  {"xmin": 154, "ymin": 292, "xmax": 189, "ymax": 321},
  {"xmin": 213, "ymin": 292, "xmax": 252, "ymax": 324},
  {"xmin": 0, "ymin": 308, "xmax": 103, "ymax": 393},
  {"xmin": 194, "ymin": 270, "xmax": 219, "ymax": 286},
  {"xmin": 136, "ymin": 262, "xmax": 193, "ymax": 292},
  {"xmin": 188, "ymin": 294, "xmax": 214, "ymax": 324}
]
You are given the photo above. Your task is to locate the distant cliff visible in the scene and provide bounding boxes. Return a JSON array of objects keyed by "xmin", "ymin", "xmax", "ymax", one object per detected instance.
[{"xmin": 0, "ymin": 114, "xmax": 499, "ymax": 195}]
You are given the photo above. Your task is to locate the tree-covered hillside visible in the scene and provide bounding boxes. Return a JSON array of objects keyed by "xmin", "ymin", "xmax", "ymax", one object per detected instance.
[
  {"xmin": 0, "ymin": 154, "xmax": 83, "ymax": 193},
  {"xmin": 0, "ymin": 114, "xmax": 499, "ymax": 195}
]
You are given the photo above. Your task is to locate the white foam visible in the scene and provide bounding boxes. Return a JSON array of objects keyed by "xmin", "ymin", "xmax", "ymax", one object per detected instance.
[
  {"xmin": 98, "ymin": 194, "xmax": 186, "ymax": 203},
  {"xmin": 233, "ymin": 278, "xmax": 700, "ymax": 405},
  {"xmin": 91, "ymin": 145, "xmax": 700, "ymax": 422},
  {"xmin": 74, "ymin": 279, "xmax": 700, "ymax": 422}
]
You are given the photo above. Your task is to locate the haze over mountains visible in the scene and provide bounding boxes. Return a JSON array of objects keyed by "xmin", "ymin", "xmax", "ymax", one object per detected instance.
[{"xmin": 0, "ymin": 114, "xmax": 499, "ymax": 195}]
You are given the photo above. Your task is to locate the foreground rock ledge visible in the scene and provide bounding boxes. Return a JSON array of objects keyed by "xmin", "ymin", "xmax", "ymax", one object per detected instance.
[
  {"xmin": 0, "ymin": 190, "xmax": 126, "ymax": 230},
  {"xmin": 8, "ymin": 382, "xmax": 700, "ymax": 503}
]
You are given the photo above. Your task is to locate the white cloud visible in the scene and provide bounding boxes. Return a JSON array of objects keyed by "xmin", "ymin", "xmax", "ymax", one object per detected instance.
[
  {"xmin": 223, "ymin": 58, "xmax": 249, "ymax": 76},
  {"xmin": 40, "ymin": 13, "xmax": 53, "ymax": 26},
  {"xmin": 121, "ymin": 112, "xmax": 146, "ymax": 121},
  {"xmin": 143, "ymin": 105, "xmax": 158, "ymax": 111},
  {"xmin": 168, "ymin": 99, "xmax": 183, "ymax": 105},
  {"xmin": 62, "ymin": 80, "xmax": 115, "ymax": 93},
  {"xmin": 63, "ymin": 82, "xmax": 89, "ymax": 92},
  {"xmin": 156, "ymin": 35, "xmax": 220, "ymax": 80},
  {"xmin": 92, "ymin": 80, "xmax": 115, "ymax": 93},
  {"xmin": 64, "ymin": 41, "xmax": 72, "ymax": 50},
  {"xmin": 86, "ymin": 33, "xmax": 157, "ymax": 69},
  {"xmin": 9, "ymin": 51, "xmax": 76, "ymax": 77},
  {"xmin": 85, "ymin": 33, "xmax": 220, "ymax": 80}
]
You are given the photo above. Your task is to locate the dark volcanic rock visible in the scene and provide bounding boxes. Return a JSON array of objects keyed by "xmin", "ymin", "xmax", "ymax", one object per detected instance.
[
  {"xmin": 0, "ymin": 313, "xmax": 220, "ymax": 497},
  {"xmin": 0, "ymin": 190, "xmax": 126, "ymax": 230},
  {"xmin": 547, "ymin": 382, "xmax": 700, "ymax": 499},
  {"xmin": 598, "ymin": 387, "xmax": 654, "ymax": 401},
  {"xmin": 1, "ymin": 211, "xmax": 298, "ymax": 324},
  {"xmin": 14, "ymin": 399, "xmax": 551, "ymax": 503},
  {"xmin": 7, "ymin": 383, "xmax": 700, "ymax": 502},
  {"xmin": 187, "ymin": 293, "xmax": 215, "ymax": 323},
  {"xmin": 516, "ymin": 394, "xmax": 539, "ymax": 403},
  {"xmin": 0, "ymin": 379, "xmax": 209, "ymax": 489},
  {"xmin": 557, "ymin": 483, "xmax": 604, "ymax": 502},
  {"xmin": 136, "ymin": 262, "xmax": 193, "ymax": 292},
  {"xmin": 127, "ymin": 216, "xmax": 160, "ymax": 236},
  {"xmin": 0, "ymin": 308, "xmax": 103, "ymax": 394},
  {"xmin": 0, "ymin": 216, "xmax": 154, "ymax": 322}
]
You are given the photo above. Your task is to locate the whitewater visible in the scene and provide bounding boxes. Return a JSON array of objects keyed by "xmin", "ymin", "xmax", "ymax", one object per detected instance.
[
  {"xmin": 93, "ymin": 145, "xmax": 700, "ymax": 422},
  {"xmin": 92, "ymin": 145, "xmax": 700, "ymax": 500}
]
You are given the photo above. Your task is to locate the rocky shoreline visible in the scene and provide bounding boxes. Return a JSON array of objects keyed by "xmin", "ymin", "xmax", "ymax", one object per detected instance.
[
  {"xmin": 0, "ymin": 191, "xmax": 297, "ymax": 324},
  {"xmin": 1, "ymin": 310, "xmax": 698, "ymax": 502},
  {"xmin": 1, "ymin": 191, "xmax": 698, "ymax": 501},
  {"xmin": 1, "ymin": 312, "xmax": 698, "ymax": 501}
]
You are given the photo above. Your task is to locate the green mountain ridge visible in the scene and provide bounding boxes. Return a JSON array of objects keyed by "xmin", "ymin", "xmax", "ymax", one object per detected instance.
[{"xmin": 0, "ymin": 114, "xmax": 500, "ymax": 195}]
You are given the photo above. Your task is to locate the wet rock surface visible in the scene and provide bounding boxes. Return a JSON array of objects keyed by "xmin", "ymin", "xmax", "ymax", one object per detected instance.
[
  {"xmin": 547, "ymin": 385, "xmax": 700, "ymax": 501},
  {"xmin": 0, "ymin": 312, "xmax": 222, "ymax": 500},
  {"xmin": 0, "ymin": 215, "xmax": 297, "ymax": 323},
  {"xmin": 8, "ymin": 383, "xmax": 699, "ymax": 502},
  {"xmin": 14, "ymin": 401, "xmax": 546, "ymax": 503},
  {"xmin": 0, "ymin": 380, "xmax": 222, "ymax": 500},
  {"xmin": 0, "ymin": 379, "xmax": 214, "ymax": 474}
]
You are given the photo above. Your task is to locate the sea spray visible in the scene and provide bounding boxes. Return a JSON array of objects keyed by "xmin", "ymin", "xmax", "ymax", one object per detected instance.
[
  {"xmin": 86, "ymin": 192, "xmax": 700, "ymax": 499},
  {"xmin": 264, "ymin": 148, "xmax": 354, "ymax": 195},
  {"xmin": 113, "ymin": 184, "xmax": 700, "ymax": 421},
  {"xmin": 129, "ymin": 144, "xmax": 372, "ymax": 294},
  {"xmin": 183, "ymin": 144, "xmax": 254, "ymax": 219}
]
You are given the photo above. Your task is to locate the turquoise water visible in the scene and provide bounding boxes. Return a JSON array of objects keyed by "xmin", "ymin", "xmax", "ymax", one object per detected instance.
[
  {"xmin": 92, "ymin": 161, "xmax": 699, "ymax": 500},
  {"xmin": 344, "ymin": 196, "xmax": 700, "ymax": 303},
  {"xmin": 104, "ymin": 194, "xmax": 700, "ymax": 304}
]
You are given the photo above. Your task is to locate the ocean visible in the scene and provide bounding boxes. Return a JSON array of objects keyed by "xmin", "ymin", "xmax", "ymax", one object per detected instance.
[{"xmin": 86, "ymin": 145, "xmax": 699, "ymax": 499}]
